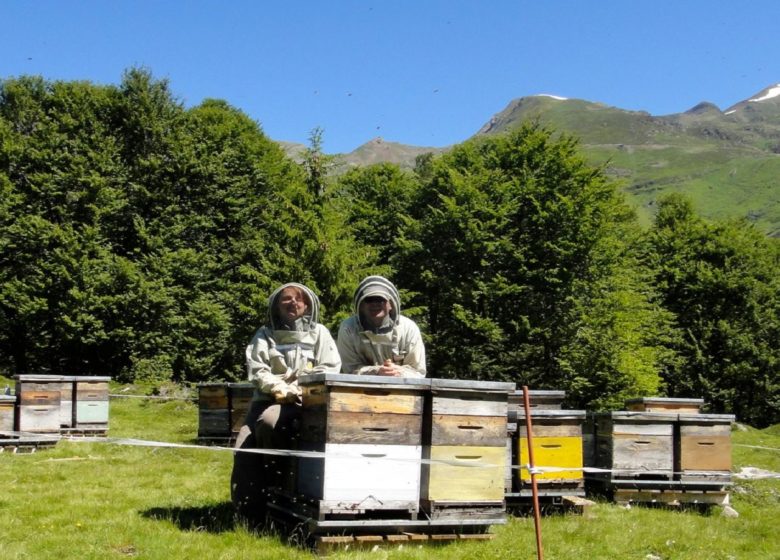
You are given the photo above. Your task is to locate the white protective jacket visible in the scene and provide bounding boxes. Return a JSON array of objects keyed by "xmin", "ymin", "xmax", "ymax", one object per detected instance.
[
  {"xmin": 337, "ymin": 276, "xmax": 426, "ymax": 378},
  {"xmin": 246, "ymin": 283, "xmax": 341, "ymax": 399}
]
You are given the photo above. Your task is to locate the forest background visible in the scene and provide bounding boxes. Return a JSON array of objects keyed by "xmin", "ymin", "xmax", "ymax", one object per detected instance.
[{"xmin": 1, "ymin": 69, "xmax": 777, "ymax": 427}]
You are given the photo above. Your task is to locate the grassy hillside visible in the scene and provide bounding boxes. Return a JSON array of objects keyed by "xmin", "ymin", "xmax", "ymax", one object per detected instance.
[
  {"xmin": 2, "ymin": 380, "xmax": 778, "ymax": 559},
  {"xmin": 335, "ymin": 86, "xmax": 780, "ymax": 237}
]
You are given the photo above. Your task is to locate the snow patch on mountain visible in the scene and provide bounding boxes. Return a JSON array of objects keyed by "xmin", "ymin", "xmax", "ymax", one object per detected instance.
[
  {"xmin": 749, "ymin": 84, "xmax": 780, "ymax": 102},
  {"xmin": 534, "ymin": 94, "xmax": 568, "ymax": 101}
]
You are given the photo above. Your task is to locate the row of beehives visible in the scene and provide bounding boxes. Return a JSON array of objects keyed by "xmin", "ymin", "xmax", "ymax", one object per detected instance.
[
  {"xmin": 508, "ymin": 393, "xmax": 734, "ymax": 506},
  {"xmin": 197, "ymin": 379, "xmax": 734, "ymax": 513},
  {"xmin": 201, "ymin": 375, "xmax": 514, "ymax": 521},
  {"xmin": 0, "ymin": 375, "xmax": 111, "ymax": 436}
]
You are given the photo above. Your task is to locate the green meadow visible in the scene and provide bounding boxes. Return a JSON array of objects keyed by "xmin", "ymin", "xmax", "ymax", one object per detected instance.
[{"xmin": 1, "ymin": 381, "xmax": 778, "ymax": 559}]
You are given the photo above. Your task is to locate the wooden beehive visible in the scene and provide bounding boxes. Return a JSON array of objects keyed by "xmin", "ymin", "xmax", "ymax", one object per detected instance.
[
  {"xmin": 298, "ymin": 373, "xmax": 428, "ymax": 515},
  {"xmin": 59, "ymin": 376, "xmax": 75, "ymax": 428},
  {"xmin": 508, "ymin": 390, "xmax": 565, "ymax": 423},
  {"xmin": 15, "ymin": 375, "xmax": 62, "ymax": 433},
  {"xmin": 0, "ymin": 394, "xmax": 15, "ymax": 431},
  {"xmin": 197, "ymin": 383, "xmax": 231, "ymax": 440},
  {"xmin": 591, "ymin": 411, "xmax": 677, "ymax": 481},
  {"xmin": 421, "ymin": 378, "xmax": 514, "ymax": 509},
  {"xmin": 74, "ymin": 376, "xmax": 110, "ymax": 429},
  {"xmin": 228, "ymin": 383, "xmax": 255, "ymax": 437},
  {"xmin": 517, "ymin": 410, "xmax": 586, "ymax": 492},
  {"xmin": 625, "ymin": 397, "xmax": 704, "ymax": 414},
  {"xmin": 676, "ymin": 413, "xmax": 734, "ymax": 483}
]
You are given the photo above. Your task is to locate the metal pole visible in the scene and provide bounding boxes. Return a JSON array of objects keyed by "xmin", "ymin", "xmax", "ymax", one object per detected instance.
[{"xmin": 522, "ymin": 385, "xmax": 544, "ymax": 560}]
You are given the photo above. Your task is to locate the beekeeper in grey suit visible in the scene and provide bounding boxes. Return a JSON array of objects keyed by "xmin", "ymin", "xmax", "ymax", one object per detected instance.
[
  {"xmin": 337, "ymin": 275, "xmax": 426, "ymax": 378},
  {"xmin": 231, "ymin": 282, "xmax": 340, "ymax": 521}
]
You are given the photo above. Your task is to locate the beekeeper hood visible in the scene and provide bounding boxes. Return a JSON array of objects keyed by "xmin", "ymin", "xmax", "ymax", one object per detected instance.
[
  {"xmin": 267, "ymin": 282, "xmax": 320, "ymax": 331},
  {"xmin": 353, "ymin": 275, "xmax": 401, "ymax": 331}
]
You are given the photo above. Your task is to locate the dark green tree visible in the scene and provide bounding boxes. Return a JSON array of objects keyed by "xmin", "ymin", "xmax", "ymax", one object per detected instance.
[
  {"xmin": 0, "ymin": 69, "xmax": 370, "ymax": 383},
  {"xmin": 395, "ymin": 124, "xmax": 670, "ymax": 409},
  {"xmin": 645, "ymin": 194, "xmax": 780, "ymax": 426},
  {"xmin": 332, "ymin": 162, "xmax": 417, "ymax": 267}
]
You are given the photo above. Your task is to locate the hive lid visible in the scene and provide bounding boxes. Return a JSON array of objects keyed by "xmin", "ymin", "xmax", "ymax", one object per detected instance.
[{"xmin": 298, "ymin": 372, "xmax": 430, "ymax": 389}]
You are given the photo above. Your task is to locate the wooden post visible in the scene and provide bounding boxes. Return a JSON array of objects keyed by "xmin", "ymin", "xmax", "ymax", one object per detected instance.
[{"xmin": 522, "ymin": 385, "xmax": 544, "ymax": 560}]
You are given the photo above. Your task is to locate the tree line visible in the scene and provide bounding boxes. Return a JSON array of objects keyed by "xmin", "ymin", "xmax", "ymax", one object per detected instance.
[{"xmin": 1, "ymin": 69, "xmax": 777, "ymax": 426}]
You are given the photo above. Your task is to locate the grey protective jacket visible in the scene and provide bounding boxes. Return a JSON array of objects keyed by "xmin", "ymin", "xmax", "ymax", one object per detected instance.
[
  {"xmin": 337, "ymin": 276, "xmax": 426, "ymax": 378},
  {"xmin": 245, "ymin": 283, "xmax": 341, "ymax": 399}
]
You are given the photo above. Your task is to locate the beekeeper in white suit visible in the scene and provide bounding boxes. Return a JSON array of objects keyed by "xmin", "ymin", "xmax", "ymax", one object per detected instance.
[{"xmin": 337, "ymin": 275, "xmax": 426, "ymax": 378}]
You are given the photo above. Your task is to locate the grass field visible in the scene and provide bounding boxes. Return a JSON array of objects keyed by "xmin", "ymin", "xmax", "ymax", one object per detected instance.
[{"xmin": 1, "ymin": 382, "xmax": 778, "ymax": 559}]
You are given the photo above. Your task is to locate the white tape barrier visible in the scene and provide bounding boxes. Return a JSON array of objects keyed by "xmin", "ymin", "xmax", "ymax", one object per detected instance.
[{"xmin": 4, "ymin": 430, "xmax": 774, "ymax": 477}]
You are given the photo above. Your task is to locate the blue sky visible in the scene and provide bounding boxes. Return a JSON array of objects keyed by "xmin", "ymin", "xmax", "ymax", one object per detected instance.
[{"xmin": 2, "ymin": 1, "xmax": 779, "ymax": 154}]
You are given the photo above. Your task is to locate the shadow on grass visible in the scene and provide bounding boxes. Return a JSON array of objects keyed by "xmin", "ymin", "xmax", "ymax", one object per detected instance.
[
  {"xmin": 141, "ymin": 502, "xmax": 240, "ymax": 534},
  {"xmin": 141, "ymin": 502, "xmax": 297, "ymax": 543}
]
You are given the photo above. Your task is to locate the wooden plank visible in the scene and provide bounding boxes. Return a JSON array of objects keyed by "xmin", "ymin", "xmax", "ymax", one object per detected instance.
[
  {"xmin": 75, "ymin": 401, "xmax": 109, "ymax": 424},
  {"xmin": 385, "ymin": 534, "xmax": 409, "ymax": 543},
  {"xmin": 430, "ymin": 378, "xmax": 515, "ymax": 393},
  {"xmin": 198, "ymin": 409, "xmax": 230, "ymax": 436},
  {"xmin": 18, "ymin": 391, "xmax": 60, "ymax": 406},
  {"xmin": 607, "ymin": 423, "xmax": 674, "ymax": 437},
  {"xmin": 76, "ymin": 381, "xmax": 109, "ymax": 394},
  {"xmin": 430, "ymin": 414, "xmax": 506, "ymax": 447},
  {"xmin": 603, "ymin": 433, "xmax": 673, "ymax": 476},
  {"xmin": 518, "ymin": 435, "xmax": 583, "ymax": 482},
  {"xmin": 431, "ymin": 392, "xmax": 507, "ymax": 417},
  {"xmin": 518, "ymin": 421, "xmax": 583, "ymax": 438},
  {"xmin": 403, "ymin": 533, "xmax": 430, "ymax": 541},
  {"xmin": 679, "ymin": 435, "xmax": 732, "ymax": 471},
  {"xmin": 17, "ymin": 405, "xmax": 61, "ymax": 432},
  {"xmin": 625, "ymin": 397, "xmax": 704, "ymax": 413},
  {"xmin": 613, "ymin": 488, "xmax": 729, "ymax": 506},
  {"xmin": 0, "ymin": 400, "xmax": 16, "ymax": 431},
  {"xmin": 198, "ymin": 384, "xmax": 228, "ymax": 398},
  {"xmin": 430, "ymin": 533, "xmax": 458, "ymax": 541},
  {"xmin": 424, "ymin": 445, "xmax": 505, "ymax": 501},
  {"xmin": 297, "ymin": 442, "xmax": 421, "ymax": 508},
  {"xmin": 327, "ymin": 386, "xmax": 423, "ymax": 415},
  {"xmin": 322, "ymin": 411, "xmax": 423, "ymax": 445},
  {"xmin": 198, "ymin": 395, "xmax": 228, "ymax": 409},
  {"xmin": 355, "ymin": 535, "xmax": 384, "ymax": 544}
]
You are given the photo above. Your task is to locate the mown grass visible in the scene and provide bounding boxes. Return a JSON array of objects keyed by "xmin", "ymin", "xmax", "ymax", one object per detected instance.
[{"xmin": 1, "ymin": 382, "xmax": 778, "ymax": 559}]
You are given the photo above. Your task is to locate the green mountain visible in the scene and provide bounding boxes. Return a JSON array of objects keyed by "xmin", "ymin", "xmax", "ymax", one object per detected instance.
[{"xmin": 334, "ymin": 84, "xmax": 780, "ymax": 236}]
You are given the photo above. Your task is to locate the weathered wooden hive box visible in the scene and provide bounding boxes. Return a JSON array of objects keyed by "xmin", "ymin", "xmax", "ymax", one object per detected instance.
[
  {"xmin": 298, "ymin": 373, "xmax": 428, "ymax": 516},
  {"xmin": 507, "ymin": 389, "xmax": 567, "ymax": 495},
  {"xmin": 508, "ymin": 390, "xmax": 565, "ymax": 422},
  {"xmin": 228, "ymin": 383, "xmax": 255, "ymax": 439},
  {"xmin": 58, "ymin": 376, "xmax": 75, "ymax": 428},
  {"xmin": 421, "ymin": 378, "xmax": 514, "ymax": 513},
  {"xmin": 0, "ymin": 393, "xmax": 15, "ymax": 431},
  {"xmin": 676, "ymin": 413, "xmax": 734, "ymax": 483},
  {"xmin": 625, "ymin": 397, "xmax": 704, "ymax": 414},
  {"xmin": 73, "ymin": 376, "xmax": 110, "ymax": 430},
  {"xmin": 15, "ymin": 375, "xmax": 62, "ymax": 433},
  {"xmin": 590, "ymin": 411, "xmax": 677, "ymax": 481},
  {"xmin": 517, "ymin": 409, "xmax": 586, "ymax": 493},
  {"xmin": 197, "ymin": 383, "xmax": 231, "ymax": 440}
]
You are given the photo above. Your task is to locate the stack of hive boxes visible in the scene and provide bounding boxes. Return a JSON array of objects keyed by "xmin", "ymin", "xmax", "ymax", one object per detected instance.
[
  {"xmin": 421, "ymin": 379, "xmax": 514, "ymax": 517},
  {"xmin": 11, "ymin": 374, "xmax": 111, "ymax": 436},
  {"xmin": 297, "ymin": 373, "xmax": 428, "ymax": 517},
  {"xmin": 58, "ymin": 376, "xmax": 75, "ymax": 429},
  {"xmin": 586, "ymin": 397, "xmax": 734, "ymax": 506},
  {"xmin": 229, "ymin": 383, "xmax": 254, "ymax": 441},
  {"xmin": 72, "ymin": 376, "xmax": 110, "ymax": 434},
  {"xmin": 197, "ymin": 383, "xmax": 231, "ymax": 441},
  {"xmin": 196, "ymin": 382, "xmax": 257, "ymax": 443},
  {"xmin": 1, "ymin": 393, "xmax": 16, "ymax": 432},
  {"xmin": 15, "ymin": 375, "xmax": 62, "ymax": 433},
  {"xmin": 508, "ymin": 390, "xmax": 587, "ymax": 500}
]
